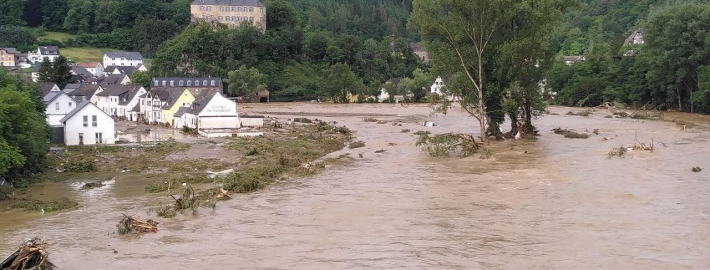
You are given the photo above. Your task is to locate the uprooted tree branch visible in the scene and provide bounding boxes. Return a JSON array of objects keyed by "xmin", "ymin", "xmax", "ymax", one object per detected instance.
[
  {"xmin": 1, "ymin": 237, "xmax": 57, "ymax": 270},
  {"xmin": 415, "ymin": 133, "xmax": 481, "ymax": 158}
]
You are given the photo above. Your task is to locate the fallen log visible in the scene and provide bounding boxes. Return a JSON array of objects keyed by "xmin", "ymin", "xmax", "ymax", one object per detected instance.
[
  {"xmin": 117, "ymin": 214, "xmax": 158, "ymax": 235},
  {"xmin": 1, "ymin": 237, "xmax": 57, "ymax": 270}
]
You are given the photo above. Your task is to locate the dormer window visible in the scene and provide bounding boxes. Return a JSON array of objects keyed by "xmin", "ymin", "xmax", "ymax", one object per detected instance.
[
  {"xmin": 170, "ymin": 80, "xmax": 174, "ymax": 87},
  {"xmin": 162, "ymin": 80, "xmax": 166, "ymax": 86},
  {"xmin": 202, "ymin": 80, "xmax": 207, "ymax": 86},
  {"xmin": 195, "ymin": 80, "xmax": 200, "ymax": 86},
  {"xmin": 187, "ymin": 80, "xmax": 192, "ymax": 86},
  {"xmin": 179, "ymin": 80, "xmax": 184, "ymax": 86},
  {"xmin": 210, "ymin": 80, "xmax": 215, "ymax": 86}
]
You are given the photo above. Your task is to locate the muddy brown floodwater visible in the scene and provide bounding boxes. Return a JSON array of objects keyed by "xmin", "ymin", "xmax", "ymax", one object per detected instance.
[{"xmin": 2, "ymin": 104, "xmax": 710, "ymax": 270}]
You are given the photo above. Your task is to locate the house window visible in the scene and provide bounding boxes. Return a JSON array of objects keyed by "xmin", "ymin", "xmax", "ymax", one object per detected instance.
[
  {"xmin": 83, "ymin": 115, "xmax": 88, "ymax": 127},
  {"xmin": 179, "ymin": 80, "xmax": 184, "ymax": 86},
  {"xmin": 237, "ymin": 7, "xmax": 241, "ymax": 12},
  {"xmin": 219, "ymin": 6, "xmax": 223, "ymax": 12},
  {"xmin": 187, "ymin": 80, "xmax": 191, "ymax": 86},
  {"xmin": 203, "ymin": 80, "xmax": 207, "ymax": 86},
  {"xmin": 250, "ymin": 17, "xmax": 254, "ymax": 21},
  {"xmin": 200, "ymin": 6, "xmax": 204, "ymax": 11},
  {"xmin": 55, "ymin": 102, "xmax": 59, "ymax": 110},
  {"xmin": 148, "ymin": 101, "xmax": 151, "ymax": 106},
  {"xmin": 249, "ymin": 7, "xmax": 254, "ymax": 12},
  {"xmin": 207, "ymin": 6, "xmax": 211, "ymax": 11},
  {"xmin": 231, "ymin": 7, "xmax": 236, "ymax": 12},
  {"xmin": 95, "ymin": 133, "xmax": 103, "ymax": 144},
  {"xmin": 162, "ymin": 80, "xmax": 166, "ymax": 86},
  {"xmin": 196, "ymin": 80, "xmax": 200, "ymax": 86},
  {"xmin": 218, "ymin": 16, "xmax": 223, "ymax": 21},
  {"xmin": 92, "ymin": 115, "xmax": 97, "ymax": 127},
  {"xmin": 211, "ymin": 80, "xmax": 216, "ymax": 86},
  {"xmin": 261, "ymin": 8, "xmax": 264, "ymax": 14},
  {"xmin": 170, "ymin": 80, "xmax": 174, "ymax": 87},
  {"xmin": 261, "ymin": 17, "xmax": 265, "ymax": 23}
]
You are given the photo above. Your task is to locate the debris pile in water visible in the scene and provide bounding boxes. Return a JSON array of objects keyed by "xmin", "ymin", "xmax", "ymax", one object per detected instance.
[
  {"xmin": 1, "ymin": 237, "xmax": 57, "ymax": 270},
  {"xmin": 117, "ymin": 214, "xmax": 158, "ymax": 234}
]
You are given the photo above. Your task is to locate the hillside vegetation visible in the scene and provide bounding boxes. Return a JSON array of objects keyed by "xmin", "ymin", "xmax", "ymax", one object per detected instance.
[{"xmin": 1, "ymin": 0, "xmax": 709, "ymax": 111}]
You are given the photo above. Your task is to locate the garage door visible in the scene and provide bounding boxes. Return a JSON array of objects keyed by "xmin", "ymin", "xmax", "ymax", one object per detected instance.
[
  {"xmin": 200, "ymin": 117, "xmax": 239, "ymax": 129},
  {"xmin": 51, "ymin": 126, "xmax": 65, "ymax": 144}
]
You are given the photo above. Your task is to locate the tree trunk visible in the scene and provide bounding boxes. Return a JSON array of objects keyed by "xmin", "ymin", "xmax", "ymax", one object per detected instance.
[
  {"xmin": 509, "ymin": 112, "xmax": 519, "ymax": 135},
  {"xmin": 478, "ymin": 57, "xmax": 487, "ymax": 143}
]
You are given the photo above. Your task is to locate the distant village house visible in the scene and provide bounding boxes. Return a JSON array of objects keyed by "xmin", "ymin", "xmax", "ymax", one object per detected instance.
[{"xmin": 190, "ymin": 0, "xmax": 267, "ymax": 31}]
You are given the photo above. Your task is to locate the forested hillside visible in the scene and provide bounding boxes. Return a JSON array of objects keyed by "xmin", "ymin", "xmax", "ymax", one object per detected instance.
[
  {"xmin": 550, "ymin": 0, "xmax": 710, "ymax": 113},
  {"xmin": 1, "ymin": 0, "xmax": 709, "ymax": 110}
]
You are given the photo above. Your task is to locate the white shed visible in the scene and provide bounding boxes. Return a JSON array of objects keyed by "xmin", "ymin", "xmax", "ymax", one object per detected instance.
[
  {"xmin": 195, "ymin": 92, "xmax": 240, "ymax": 130},
  {"xmin": 60, "ymin": 101, "xmax": 115, "ymax": 145}
]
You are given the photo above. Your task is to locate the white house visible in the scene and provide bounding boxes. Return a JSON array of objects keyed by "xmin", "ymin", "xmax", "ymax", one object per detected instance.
[
  {"xmin": 182, "ymin": 92, "xmax": 239, "ymax": 135},
  {"xmin": 43, "ymin": 91, "xmax": 76, "ymax": 126},
  {"xmin": 78, "ymin": 62, "xmax": 104, "ymax": 77},
  {"xmin": 95, "ymin": 85, "xmax": 145, "ymax": 119},
  {"xmin": 28, "ymin": 46, "xmax": 60, "ymax": 63},
  {"xmin": 60, "ymin": 101, "xmax": 115, "ymax": 145},
  {"xmin": 431, "ymin": 76, "xmax": 444, "ymax": 95},
  {"xmin": 103, "ymin": 52, "xmax": 143, "ymax": 68},
  {"xmin": 429, "ymin": 76, "xmax": 459, "ymax": 102}
]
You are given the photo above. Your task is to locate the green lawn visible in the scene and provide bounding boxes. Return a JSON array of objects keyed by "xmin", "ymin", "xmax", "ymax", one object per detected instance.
[
  {"xmin": 40, "ymin": 31, "xmax": 78, "ymax": 42},
  {"xmin": 61, "ymin": 47, "xmax": 116, "ymax": 63}
]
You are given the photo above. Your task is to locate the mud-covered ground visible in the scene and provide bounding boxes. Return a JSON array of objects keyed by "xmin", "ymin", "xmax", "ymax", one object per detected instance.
[{"xmin": 1, "ymin": 103, "xmax": 709, "ymax": 270}]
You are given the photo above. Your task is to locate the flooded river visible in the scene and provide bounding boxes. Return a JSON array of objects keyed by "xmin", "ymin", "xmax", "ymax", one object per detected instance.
[{"xmin": 2, "ymin": 104, "xmax": 710, "ymax": 269}]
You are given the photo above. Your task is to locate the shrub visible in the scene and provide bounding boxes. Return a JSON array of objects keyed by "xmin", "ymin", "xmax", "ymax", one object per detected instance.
[{"xmin": 349, "ymin": 141, "xmax": 365, "ymax": 149}]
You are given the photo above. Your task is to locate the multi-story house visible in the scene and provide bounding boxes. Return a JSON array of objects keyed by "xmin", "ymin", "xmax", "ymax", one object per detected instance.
[
  {"xmin": 151, "ymin": 77, "xmax": 223, "ymax": 93},
  {"xmin": 78, "ymin": 62, "xmax": 105, "ymax": 77},
  {"xmin": 0, "ymin": 48, "xmax": 18, "ymax": 67},
  {"xmin": 103, "ymin": 52, "xmax": 143, "ymax": 68},
  {"xmin": 190, "ymin": 0, "xmax": 266, "ymax": 31},
  {"xmin": 28, "ymin": 46, "xmax": 60, "ymax": 63}
]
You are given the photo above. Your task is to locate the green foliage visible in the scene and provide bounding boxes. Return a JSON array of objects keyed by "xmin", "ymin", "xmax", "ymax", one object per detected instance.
[
  {"xmin": 132, "ymin": 16, "xmax": 181, "ymax": 58},
  {"xmin": 38, "ymin": 56, "xmax": 75, "ymax": 89},
  {"xmin": 7, "ymin": 198, "xmax": 78, "ymax": 213},
  {"xmin": 0, "ymin": 71, "xmax": 51, "ymax": 181},
  {"xmin": 0, "ymin": 26, "xmax": 37, "ymax": 52},
  {"xmin": 320, "ymin": 63, "xmax": 362, "ymax": 103},
  {"xmin": 227, "ymin": 65, "xmax": 268, "ymax": 97},
  {"xmin": 130, "ymin": 71, "xmax": 152, "ymax": 88},
  {"xmin": 0, "ymin": 0, "xmax": 26, "ymax": 26}
]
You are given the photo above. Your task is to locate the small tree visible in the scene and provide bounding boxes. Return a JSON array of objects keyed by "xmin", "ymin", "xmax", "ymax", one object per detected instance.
[
  {"xmin": 51, "ymin": 56, "xmax": 74, "ymax": 89},
  {"xmin": 130, "ymin": 71, "xmax": 152, "ymax": 88},
  {"xmin": 320, "ymin": 63, "xmax": 361, "ymax": 103},
  {"xmin": 37, "ymin": 57, "xmax": 53, "ymax": 83},
  {"xmin": 227, "ymin": 65, "xmax": 267, "ymax": 97}
]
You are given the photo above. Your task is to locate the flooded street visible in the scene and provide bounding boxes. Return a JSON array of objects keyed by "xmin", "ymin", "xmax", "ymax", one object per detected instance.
[{"xmin": 2, "ymin": 104, "xmax": 710, "ymax": 269}]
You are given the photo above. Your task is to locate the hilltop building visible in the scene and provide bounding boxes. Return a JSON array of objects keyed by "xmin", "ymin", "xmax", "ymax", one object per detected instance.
[{"xmin": 190, "ymin": 0, "xmax": 266, "ymax": 31}]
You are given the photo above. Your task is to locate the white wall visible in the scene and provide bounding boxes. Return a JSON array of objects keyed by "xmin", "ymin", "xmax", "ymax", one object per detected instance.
[
  {"xmin": 198, "ymin": 93, "xmax": 239, "ymax": 129},
  {"xmin": 63, "ymin": 104, "xmax": 115, "ymax": 145},
  {"xmin": 240, "ymin": 118, "xmax": 264, "ymax": 127},
  {"xmin": 123, "ymin": 87, "xmax": 145, "ymax": 119},
  {"xmin": 46, "ymin": 93, "xmax": 76, "ymax": 126},
  {"xmin": 103, "ymin": 54, "xmax": 143, "ymax": 67}
]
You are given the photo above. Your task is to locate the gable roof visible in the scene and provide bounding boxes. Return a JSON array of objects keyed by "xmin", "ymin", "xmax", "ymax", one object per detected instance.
[
  {"xmin": 39, "ymin": 82, "xmax": 58, "ymax": 97},
  {"xmin": 120, "ymin": 86, "xmax": 145, "ymax": 105},
  {"xmin": 190, "ymin": 0, "xmax": 264, "ymax": 6},
  {"xmin": 96, "ymin": 84, "xmax": 133, "ymax": 97},
  {"xmin": 159, "ymin": 88, "xmax": 193, "ymax": 110},
  {"xmin": 174, "ymin": 107, "xmax": 190, "ymax": 117},
  {"xmin": 385, "ymin": 77, "xmax": 402, "ymax": 86},
  {"xmin": 131, "ymin": 103, "xmax": 141, "ymax": 112},
  {"xmin": 69, "ymin": 84, "xmax": 101, "ymax": 101},
  {"xmin": 43, "ymin": 90, "xmax": 71, "ymax": 105},
  {"xmin": 78, "ymin": 62, "xmax": 100, "ymax": 68},
  {"xmin": 192, "ymin": 91, "xmax": 219, "ymax": 113},
  {"xmin": 89, "ymin": 74, "xmax": 128, "ymax": 86},
  {"xmin": 624, "ymin": 29, "xmax": 643, "ymax": 45},
  {"xmin": 72, "ymin": 66, "xmax": 94, "ymax": 77},
  {"xmin": 60, "ymin": 101, "xmax": 111, "ymax": 123},
  {"xmin": 63, "ymin": 83, "xmax": 82, "ymax": 93},
  {"xmin": 2, "ymin": 48, "xmax": 18, "ymax": 54},
  {"xmin": 104, "ymin": 52, "xmax": 143, "ymax": 60},
  {"xmin": 105, "ymin": 66, "xmax": 137, "ymax": 75},
  {"xmin": 563, "ymin": 55, "xmax": 585, "ymax": 62},
  {"xmin": 39, "ymin": 46, "xmax": 60, "ymax": 55}
]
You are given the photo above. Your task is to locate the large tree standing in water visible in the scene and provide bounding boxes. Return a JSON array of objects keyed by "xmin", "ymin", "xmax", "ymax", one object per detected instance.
[{"xmin": 410, "ymin": 0, "xmax": 568, "ymax": 142}]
